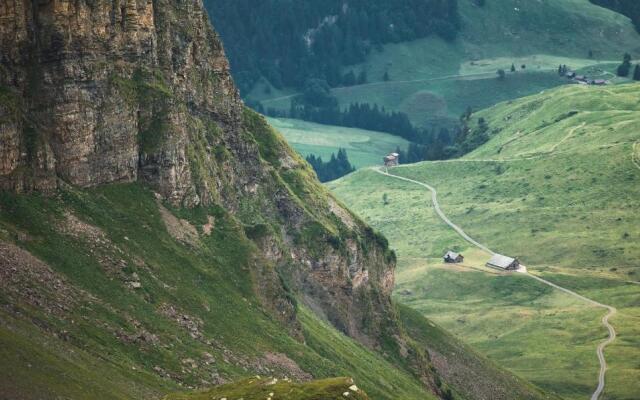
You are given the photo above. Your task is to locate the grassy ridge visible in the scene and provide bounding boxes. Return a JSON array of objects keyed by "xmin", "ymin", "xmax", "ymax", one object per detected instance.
[{"xmin": 329, "ymin": 83, "xmax": 640, "ymax": 399}]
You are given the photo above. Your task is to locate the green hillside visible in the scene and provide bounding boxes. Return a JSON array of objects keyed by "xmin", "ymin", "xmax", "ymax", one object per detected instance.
[
  {"xmin": 0, "ymin": 183, "xmax": 433, "ymax": 400},
  {"xmin": 268, "ymin": 118, "xmax": 409, "ymax": 168},
  {"xmin": 257, "ymin": 0, "xmax": 640, "ymax": 126},
  {"xmin": 165, "ymin": 377, "xmax": 370, "ymax": 400},
  {"xmin": 329, "ymin": 83, "xmax": 640, "ymax": 399},
  {"xmin": 0, "ymin": 181, "xmax": 555, "ymax": 400}
]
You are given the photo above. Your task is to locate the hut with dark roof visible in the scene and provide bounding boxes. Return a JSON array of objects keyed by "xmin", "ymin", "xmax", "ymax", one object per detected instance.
[
  {"xmin": 486, "ymin": 254, "xmax": 519, "ymax": 270},
  {"xmin": 444, "ymin": 251, "xmax": 464, "ymax": 263}
]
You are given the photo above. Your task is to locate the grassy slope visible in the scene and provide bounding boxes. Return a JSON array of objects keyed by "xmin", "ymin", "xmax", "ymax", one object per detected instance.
[
  {"xmin": 329, "ymin": 83, "xmax": 640, "ymax": 399},
  {"xmin": 165, "ymin": 377, "xmax": 369, "ymax": 400},
  {"xmin": 259, "ymin": 0, "xmax": 640, "ymax": 125},
  {"xmin": 267, "ymin": 117, "xmax": 409, "ymax": 168},
  {"xmin": 0, "ymin": 184, "xmax": 436, "ymax": 400},
  {"xmin": 0, "ymin": 182, "xmax": 554, "ymax": 400}
]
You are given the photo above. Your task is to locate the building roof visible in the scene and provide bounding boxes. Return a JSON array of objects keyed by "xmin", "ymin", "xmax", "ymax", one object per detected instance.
[
  {"xmin": 487, "ymin": 254, "xmax": 517, "ymax": 269},
  {"xmin": 391, "ymin": 153, "xmax": 400, "ymax": 157},
  {"xmin": 384, "ymin": 155, "xmax": 397, "ymax": 161},
  {"xmin": 444, "ymin": 251, "xmax": 461, "ymax": 260}
]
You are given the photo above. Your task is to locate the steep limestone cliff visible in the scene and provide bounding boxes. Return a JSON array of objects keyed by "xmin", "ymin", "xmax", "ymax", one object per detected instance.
[
  {"xmin": 0, "ymin": 0, "xmax": 406, "ymax": 370},
  {"xmin": 0, "ymin": 0, "xmax": 239, "ymax": 201}
]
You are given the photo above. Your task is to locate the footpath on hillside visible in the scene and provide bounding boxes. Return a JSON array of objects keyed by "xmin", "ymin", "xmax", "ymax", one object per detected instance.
[{"xmin": 373, "ymin": 166, "xmax": 617, "ymax": 400}]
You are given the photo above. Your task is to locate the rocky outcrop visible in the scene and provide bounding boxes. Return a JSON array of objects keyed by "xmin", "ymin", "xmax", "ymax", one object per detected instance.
[
  {"xmin": 0, "ymin": 0, "xmax": 241, "ymax": 203},
  {"xmin": 0, "ymin": 0, "xmax": 408, "ymax": 368}
]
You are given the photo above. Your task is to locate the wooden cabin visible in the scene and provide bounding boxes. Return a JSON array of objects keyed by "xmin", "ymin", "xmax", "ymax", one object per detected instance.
[
  {"xmin": 383, "ymin": 153, "xmax": 399, "ymax": 167},
  {"xmin": 444, "ymin": 251, "xmax": 464, "ymax": 263},
  {"xmin": 486, "ymin": 254, "xmax": 520, "ymax": 270}
]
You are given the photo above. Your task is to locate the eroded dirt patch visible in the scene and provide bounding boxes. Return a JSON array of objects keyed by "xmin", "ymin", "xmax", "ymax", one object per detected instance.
[
  {"xmin": 157, "ymin": 203, "xmax": 200, "ymax": 247},
  {"xmin": 259, "ymin": 352, "xmax": 313, "ymax": 381},
  {"xmin": 0, "ymin": 241, "xmax": 83, "ymax": 316}
]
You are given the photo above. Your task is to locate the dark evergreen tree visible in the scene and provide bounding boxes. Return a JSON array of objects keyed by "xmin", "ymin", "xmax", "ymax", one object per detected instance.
[
  {"xmin": 633, "ymin": 64, "xmax": 640, "ymax": 81},
  {"xmin": 342, "ymin": 71, "xmax": 357, "ymax": 87},
  {"xmin": 357, "ymin": 70, "xmax": 368, "ymax": 85},
  {"xmin": 617, "ymin": 53, "xmax": 633, "ymax": 77},
  {"xmin": 305, "ymin": 149, "xmax": 356, "ymax": 182}
]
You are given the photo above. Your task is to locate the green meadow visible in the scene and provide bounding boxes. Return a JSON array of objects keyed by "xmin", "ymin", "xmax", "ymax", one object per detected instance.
[
  {"xmin": 268, "ymin": 118, "xmax": 409, "ymax": 168},
  {"xmin": 329, "ymin": 83, "xmax": 640, "ymax": 400},
  {"xmin": 257, "ymin": 0, "xmax": 640, "ymax": 126}
]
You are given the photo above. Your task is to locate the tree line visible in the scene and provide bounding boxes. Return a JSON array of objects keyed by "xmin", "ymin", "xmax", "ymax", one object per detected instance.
[
  {"xmin": 255, "ymin": 77, "xmax": 458, "ymax": 146},
  {"xmin": 252, "ymin": 77, "xmax": 491, "ymax": 164},
  {"xmin": 616, "ymin": 53, "xmax": 640, "ymax": 80},
  {"xmin": 305, "ymin": 149, "xmax": 355, "ymax": 182},
  {"xmin": 300, "ymin": 107, "xmax": 491, "ymax": 181},
  {"xmin": 394, "ymin": 109, "xmax": 490, "ymax": 164},
  {"xmin": 205, "ymin": 0, "xmax": 460, "ymax": 94}
]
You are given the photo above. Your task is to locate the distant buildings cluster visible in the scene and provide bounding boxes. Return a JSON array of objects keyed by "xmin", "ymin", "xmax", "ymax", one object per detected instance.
[
  {"xmin": 443, "ymin": 250, "xmax": 521, "ymax": 271},
  {"xmin": 564, "ymin": 70, "xmax": 608, "ymax": 86}
]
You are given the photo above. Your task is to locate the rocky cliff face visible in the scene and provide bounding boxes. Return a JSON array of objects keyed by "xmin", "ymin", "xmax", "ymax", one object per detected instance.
[
  {"xmin": 0, "ymin": 0, "xmax": 239, "ymax": 203},
  {"xmin": 0, "ymin": 0, "xmax": 403, "ymax": 357}
]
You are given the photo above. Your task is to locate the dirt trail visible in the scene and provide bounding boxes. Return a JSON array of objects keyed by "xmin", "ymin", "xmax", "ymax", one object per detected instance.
[
  {"xmin": 374, "ymin": 167, "xmax": 617, "ymax": 400},
  {"xmin": 632, "ymin": 141, "xmax": 640, "ymax": 171},
  {"xmin": 375, "ymin": 168, "xmax": 493, "ymax": 254}
]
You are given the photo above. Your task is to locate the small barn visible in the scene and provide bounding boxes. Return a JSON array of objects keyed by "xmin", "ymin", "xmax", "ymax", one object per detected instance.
[
  {"xmin": 575, "ymin": 75, "xmax": 587, "ymax": 82},
  {"xmin": 383, "ymin": 153, "xmax": 399, "ymax": 167},
  {"xmin": 486, "ymin": 254, "xmax": 519, "ymax": 270},
  {"xmin": 592, "ymin": 79, "xmax": 607, "ymax": 86},
  {"xmin": 444, "ymin": 251, "xmax": 464, "ymax": 263},
  {"xmin": 565, "ymin": 71, "xmax": 576, "ymax": 79}
]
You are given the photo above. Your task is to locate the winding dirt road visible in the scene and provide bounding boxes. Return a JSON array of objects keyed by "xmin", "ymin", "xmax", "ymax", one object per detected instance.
[{"xmin": 374, "ymin": 167, "xmax": 617, "ymax": 400}]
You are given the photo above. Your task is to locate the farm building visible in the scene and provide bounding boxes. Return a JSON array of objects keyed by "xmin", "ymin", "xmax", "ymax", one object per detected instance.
[
  {"xmin": 592, "ymin": 79, "xmax": 607, "ymax": 85},
  {"xmin": 444, "ymin": 251, "xmax": 464, "ymax": 263},
  {"xmin": 565, "ymin": 71, "xmax": 576, "ymax": 78},
  {"xmin": 383, "ymin": 152, "xmax": 400, "ymax": 167},
  {"xmin": 486, "ymin": 254, "xmax": 520, "ymax": 270}
]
